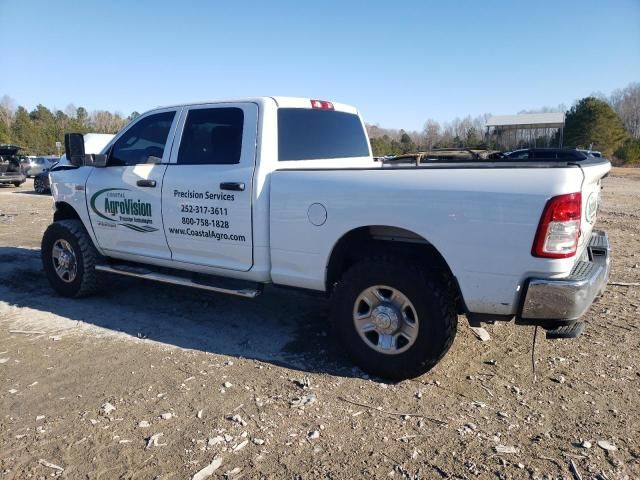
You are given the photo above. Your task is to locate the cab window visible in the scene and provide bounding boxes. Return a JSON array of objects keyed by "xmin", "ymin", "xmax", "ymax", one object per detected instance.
[
  {"xmin": 177, "ymin": 108, "xmax": 244, "ymax": 165},
  {"xmin": 278, "ymin": 108, "xmax": 370, "ymax": 161},
  {"xmin": 109, "ymin": 111, "xmax": 176, "ymax": 166}
]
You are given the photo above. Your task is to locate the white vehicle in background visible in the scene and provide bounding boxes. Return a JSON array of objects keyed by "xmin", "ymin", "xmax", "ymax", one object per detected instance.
[
  {"xmin": 41, "ymin": 97, "xmax": 611, "ymax": 379},
  {"xmin": 34, "ymin": 134, "xmax": 115, "ymax": 194},
  {"xmin": 27, "ymin": 156, "xmax": 57, "ymax": 177}
]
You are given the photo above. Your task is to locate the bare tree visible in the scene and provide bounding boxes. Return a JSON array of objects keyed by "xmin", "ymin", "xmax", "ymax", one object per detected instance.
[
  {"xmin": 91, "ymin": 110, "xmax": 127, "ymax": 134},
  {"xmin": 0, "ymin": 95, "xmax": 16, "ymax": 128},
  {"xmin": 422, "ymin": 119, "xmax": 440, "ymax": 150},
  {"xmin": 610, "ymin": 83, "xmax": 640, "ymax": 139}
]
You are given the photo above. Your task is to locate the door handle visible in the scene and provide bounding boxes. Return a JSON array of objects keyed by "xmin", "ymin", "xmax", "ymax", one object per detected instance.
[
  {"xmin": 137, "ymin": 179, "xmax": 157, "ymax": 188},
  {"xmin": 220, "ymin": 182, "xmax": 245, "ymax": 191}
]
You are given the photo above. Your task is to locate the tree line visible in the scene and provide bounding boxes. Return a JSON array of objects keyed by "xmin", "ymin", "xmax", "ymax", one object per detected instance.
[
  {"xmin": 367, "ymin": 82, "xmax": 640, "ymax": 165},
  {"xmin": 0, "ymin": 82, "xmax": 638, "ymax": 164},
  {"xmin": 0, "ymin": 96, "xmax": 139, "ymax": 155}
]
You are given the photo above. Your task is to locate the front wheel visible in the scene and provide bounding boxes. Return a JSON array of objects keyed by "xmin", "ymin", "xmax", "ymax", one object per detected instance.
[
  {"xmin": 34, "ymin": 177, "xmax": 47, "ymax": 194},
  {"xmin": 41, "ymin": 220, "xmax": 100, "ymax": 297},
  {"xmin": 331, "ymin": 257, "xmax": 457, "ymax": 380}
]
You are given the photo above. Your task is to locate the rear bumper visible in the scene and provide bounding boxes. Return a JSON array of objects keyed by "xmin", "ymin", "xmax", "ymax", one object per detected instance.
[
  {"xmin": 0, "ymin": 174, "xmax": 26, "ymax": 184},
  {"xmin": 518, "ymin": 230, "xmax": 610, "ymax": 326}
]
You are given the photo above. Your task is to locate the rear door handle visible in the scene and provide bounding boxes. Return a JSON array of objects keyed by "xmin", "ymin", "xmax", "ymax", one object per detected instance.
[
  {"xmin": 137, "ymin": 179, "xmax": 157, "ymax": 188},
  {"xmin": 220, "ymin": 182, "xmax": 245, "ymax": 191}
]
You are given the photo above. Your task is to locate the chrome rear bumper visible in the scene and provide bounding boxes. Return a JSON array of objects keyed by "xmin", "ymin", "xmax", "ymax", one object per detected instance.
[{"xmin": 519, "ymin": 230, "xmax": 611, "ymax": 323}]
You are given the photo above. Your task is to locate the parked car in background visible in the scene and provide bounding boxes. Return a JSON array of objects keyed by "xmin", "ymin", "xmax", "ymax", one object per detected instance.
[
  {"xmin": 0, "ymin": 144, "xmax": 27, "ymax": 187},
  {"xmin": 503, "ymin": 148, "xmax": 597, "ymax": 160},
  {"xmin": 34, "ymin": 134, "xmax": 115, "ymax": 194},
  {"xmin": 27, "ymin": 156, "xmax": 57, "ymax": 177},
  {"xmin": 575, "ymin": 148, "xmax": 602, "ymax": 158},
  {"xmin": 34, "ymin": 163, "xmax": 58, "ymax": 194}
]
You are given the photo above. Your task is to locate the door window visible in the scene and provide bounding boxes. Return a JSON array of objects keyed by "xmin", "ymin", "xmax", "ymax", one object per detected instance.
[
  {"xmin": 109, "ymin": 111, "xmax": 176, "ymax": 166},
  {"xmin": 177, "ymin": 108, "xmax": 244, "ymax": 165}
]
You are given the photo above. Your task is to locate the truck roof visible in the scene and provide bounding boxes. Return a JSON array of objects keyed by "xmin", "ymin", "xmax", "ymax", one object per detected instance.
[{"xmin": 153, "ymin": 96, "xmax": 358, "ymax": 115}]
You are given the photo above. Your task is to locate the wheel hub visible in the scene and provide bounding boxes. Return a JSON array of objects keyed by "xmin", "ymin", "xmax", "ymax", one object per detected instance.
[
  {"xmin": 52, "ymin": 239, "xmax": 77, "ymax": 283},
  {"xmin": 371, "ymin": 304, "xmax": 400, "ymax": 334},
  {"xmin": 352, "ymin": 285, "xmax": 419, "ymax": 355},
  {"xmin": 58, "ymin": 252, "xmax": 71, "ymax": 269}
]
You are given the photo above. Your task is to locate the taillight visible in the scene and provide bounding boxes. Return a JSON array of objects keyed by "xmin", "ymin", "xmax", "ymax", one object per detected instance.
[
  {"xmin": 310, "ymin": 99, "xmax": 334, "ymax": 110},
  {"xmin": 532, "ymin": 192, "xmax": 582, "ymax": 258}
]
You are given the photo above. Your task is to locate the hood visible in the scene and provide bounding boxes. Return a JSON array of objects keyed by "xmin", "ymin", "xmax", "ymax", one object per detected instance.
[{"xmin": 83, "ymin": 133, "xmax": 115, "ymax": 154}]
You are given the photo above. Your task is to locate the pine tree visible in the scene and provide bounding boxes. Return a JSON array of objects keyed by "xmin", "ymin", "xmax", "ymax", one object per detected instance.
[{"xmin": 564, "ymin": 97, "xmax": 627, "ymax": 156}]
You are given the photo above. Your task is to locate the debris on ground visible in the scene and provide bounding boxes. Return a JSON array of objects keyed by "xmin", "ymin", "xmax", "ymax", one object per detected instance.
[
  {"xmin": 597, "ymin": 440, "xmax": 618, "ymax": 451},
  {"xmin": 469, "ymin": 326, "xmax": 491, "ymax": 342},
  {"xmin": 146, "ymin": 433, "xmax": 166, "ymax": 449},
  {"xmin": 208, "ymin": 436, "xmax": 225, "ymax": 446},
  {"xmin": 232, "ymin": 439, "xmax": 248, "ymax": 452},
  {"xmin": 494, "ymin": 445, "xmax": 519, "ymax": 454},
  {"xmin": 293, "ymin": 376, "xmax": 312, "ymax": 389},
  {"xmin": 38, "ymin": 459, "xmax": 64, "ymax": 472},
  {"xmin": 191, "ymin": 457, "xmax": 223, "ymax": 480},
  {"xmin": 290, "ymin": 394, "xmax": 317, "ymax": 409},
  {"xmin": 227, "ymin": 414, "xmax": 247, "ymax": 426},
  {"xmin": 101, "ymin": 402, "xmax": 116, "ymax": 416}
]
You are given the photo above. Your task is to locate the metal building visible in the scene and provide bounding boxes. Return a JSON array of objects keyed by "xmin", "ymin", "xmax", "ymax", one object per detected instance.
[{"xmin": 485, "ymin": 112, "xmax": 565, "ymax": 151}]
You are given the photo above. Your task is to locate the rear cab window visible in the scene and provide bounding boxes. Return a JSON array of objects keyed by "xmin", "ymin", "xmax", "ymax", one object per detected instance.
[{"xmin": 278, "ymin": 108, "xmax": 370, "ymax": 161}]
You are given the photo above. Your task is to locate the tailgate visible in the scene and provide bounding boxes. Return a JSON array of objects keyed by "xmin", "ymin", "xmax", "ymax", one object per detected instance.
[{"xmin": 578, "ymin": 160, "xmax": 611, "ymax": 256}]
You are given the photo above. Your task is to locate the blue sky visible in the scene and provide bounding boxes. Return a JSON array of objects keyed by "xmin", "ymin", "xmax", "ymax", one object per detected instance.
[{"xmin": 1, "ymin": 0, "xmax": 638, "ymax": 130}]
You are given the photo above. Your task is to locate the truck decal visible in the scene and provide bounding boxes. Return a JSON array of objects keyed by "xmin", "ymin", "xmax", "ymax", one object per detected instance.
[{"xmin": 90, "ymin": 188, "xmax": 158, "ymax": 233}]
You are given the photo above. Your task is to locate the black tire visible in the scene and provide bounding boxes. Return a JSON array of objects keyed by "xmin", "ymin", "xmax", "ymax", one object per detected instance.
[
  {"xmin": 34, "ymin": 177, "xmax": 45, "ymax": 194},
  {"xmin": 41, "ymin": 219, "xmax": 100, "ymax": 297},
  {"xmin": 13, "ymin": 182, "xmax": 21, "ymax": 187},
  {"xmin": 331, "ymin": 257, "xmax": 457, "ymax": 380}
]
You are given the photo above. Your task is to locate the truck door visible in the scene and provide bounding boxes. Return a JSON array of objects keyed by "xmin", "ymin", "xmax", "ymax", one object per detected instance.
[
  {"xmin": 85, "ymin": 108, "xmax": 180, "ymax": 259},
  {"xmin": 162, "ymin": 103, "xmax": 257, "ymax": 271}
]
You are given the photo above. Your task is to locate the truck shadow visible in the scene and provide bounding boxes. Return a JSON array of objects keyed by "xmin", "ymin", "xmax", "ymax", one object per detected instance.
[{"xmin": 0, "ymin": 246, "xmax": 364, "ymax": 379}]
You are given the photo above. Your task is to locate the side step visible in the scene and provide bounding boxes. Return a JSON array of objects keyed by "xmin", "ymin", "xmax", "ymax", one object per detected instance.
[
  {"xmin": 95, "ymin": 264, "xmax": 261, "ymax": 298},
  {"xmin": 545, "ymin": 322, "xmax": 585, "ymax": 340}
]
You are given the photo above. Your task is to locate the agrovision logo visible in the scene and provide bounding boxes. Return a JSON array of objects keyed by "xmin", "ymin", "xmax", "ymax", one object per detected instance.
[{"xmin": 90, "ymin": 188, "xmax": 158, "ymax": 233}]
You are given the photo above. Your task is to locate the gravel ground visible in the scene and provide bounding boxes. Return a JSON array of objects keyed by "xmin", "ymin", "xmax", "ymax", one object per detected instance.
[{"xmin": 0, "ymin": 172, "xmax": 639, "ymax": 479}]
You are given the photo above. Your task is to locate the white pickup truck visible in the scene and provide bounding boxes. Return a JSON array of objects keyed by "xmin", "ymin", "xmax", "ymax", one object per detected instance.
[{"xmin": 42, "ymin": 97, "xmax": 611, "ymax": 379}]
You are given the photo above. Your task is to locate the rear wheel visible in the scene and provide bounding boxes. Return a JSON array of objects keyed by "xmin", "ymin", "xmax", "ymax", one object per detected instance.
[
  {"xmin": 41, "ymin": 220, "xmax": 100, "ymax": 297},
  {"xmin": 13, "ymin": 182, "xmax": 21, "ymax": 187},
  {"xmin": 331, "ymin": 257, "xmax": 457, "ymax": 380}
]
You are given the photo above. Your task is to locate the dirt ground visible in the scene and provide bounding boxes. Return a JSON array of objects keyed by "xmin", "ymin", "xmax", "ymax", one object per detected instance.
[{"xmin": 0, "ymin": 171, "xmax": 638, "ymax": 480}]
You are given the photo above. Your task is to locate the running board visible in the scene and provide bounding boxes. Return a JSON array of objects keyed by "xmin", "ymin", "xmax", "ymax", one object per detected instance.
[{"xmin": 95, "ymin": 265, "xmax": 261, "ymax": 298}]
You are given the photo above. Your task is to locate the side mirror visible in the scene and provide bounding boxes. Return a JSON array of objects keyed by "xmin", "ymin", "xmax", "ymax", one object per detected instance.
[{"xmin": 64, "ymin": 133, "xmax": 85, "ymax": 167}]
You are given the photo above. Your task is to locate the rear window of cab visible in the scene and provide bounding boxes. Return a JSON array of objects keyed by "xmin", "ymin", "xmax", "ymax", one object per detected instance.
[{"xmin": 277, "ymin": 108, "xmax": 370, "ymax": 161}]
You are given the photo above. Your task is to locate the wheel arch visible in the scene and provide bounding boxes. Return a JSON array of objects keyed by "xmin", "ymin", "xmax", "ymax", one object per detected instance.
[
  {"xmin": 325, "ymin": 225, "xmax": 466, "ymax": 313},
  {"xmin": 53, "ymin": 201, "xmax": 82, "ymax": 222}
]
